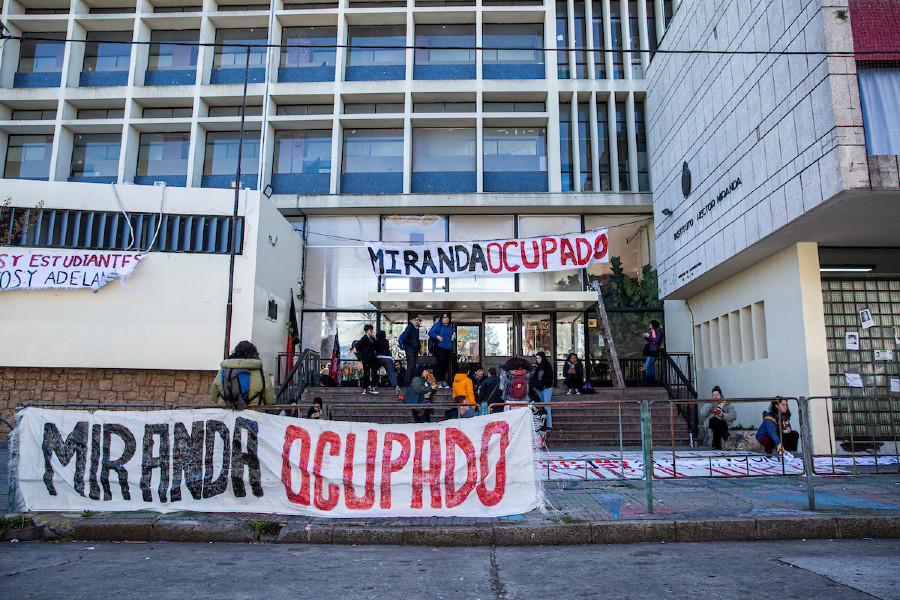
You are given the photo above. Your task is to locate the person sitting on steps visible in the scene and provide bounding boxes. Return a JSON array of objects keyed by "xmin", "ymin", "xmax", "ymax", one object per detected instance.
[{"xmin": 699, "ymin": 385, "xmax": 736, "ymax": 450}]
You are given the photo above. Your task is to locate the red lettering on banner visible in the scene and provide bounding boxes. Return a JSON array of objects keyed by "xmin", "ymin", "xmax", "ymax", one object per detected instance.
[
  {"xmin": 343, "ymin": 430, "xmax": 378, "ymax": 510},
  {"xmin": 281, "ymin": 425, "xmax": 312, "ymax": 505},
  {"xmin": 502, "ymin": 241, "xmax": 520, "ymax": 272},
  {"xmin": 593, "ymin": 233, "xmax": 608, "ymax": 260},
  {"xmin": 485, "ymin": 243, "xmax": 504, "ymax": 274},
  {"xmin": 576, "ymin": 237, "xmax": 593, "ymax": 265},
  {"xmin": 0, "ymin": 254, "xmax": 5, "ymax": 268},
  {"xmin": 412, "ymin": 430, "xmax": 442, "ymax": 509},
  {"xmin": 560, "ymin": 238, "xmax": 576, "ymax": 266},
  {"xmin": 539, "ymin": 238, "xmax": 557, "ymax": 270},
  {"xmin": 521, "ymin": 241, "xmax": 540, "ymax": 269},
  {"xmin": 313, "ymin": 431, "xmax": 341, "ymax": 511},
  {"xmin": 476, "ymin": 421, "xmax": 509, "ymax": 506},
  {"xmin": 444, "ymin": 428, "xmax": 477, "ymax": 508},
  {"xmin": 380, "ymin": 432, "xmax": 411, "ymax": 509}
]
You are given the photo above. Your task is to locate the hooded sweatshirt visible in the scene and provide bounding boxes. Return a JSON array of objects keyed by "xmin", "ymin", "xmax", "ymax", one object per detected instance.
[
  {"xmin": 211, "ymin": 358, "xmax": 275, "ymax": 407},
  {"xmin": 531, "ymin": 351, "xmax": 555, "ymax": 391},
  {"xmin": 452, "ymin": 372, "xmax": 475, "ymax": 405}
]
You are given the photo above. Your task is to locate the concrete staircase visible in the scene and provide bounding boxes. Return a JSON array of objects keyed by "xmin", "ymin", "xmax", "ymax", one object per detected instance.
[{"xmin": 301, "ymin": 385, "xmax": 692, "ymax": 447}]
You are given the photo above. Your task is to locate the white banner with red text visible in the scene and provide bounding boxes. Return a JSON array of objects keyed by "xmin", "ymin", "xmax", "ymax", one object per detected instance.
[
  {"xmin": 365, "ymin": 228, "xmax": 608, "ymax": 278},
  {"xmin": 14, "ymin": 407, "xmax": 538, "ymax": 517},
  {"xmin": 0, "ymin": 250, "xmax": 143, "ymax": 291}
]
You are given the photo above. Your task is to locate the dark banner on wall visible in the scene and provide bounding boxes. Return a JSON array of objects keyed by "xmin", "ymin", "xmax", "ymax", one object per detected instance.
[{"xmin": 365, "ymin": 228, "xmax": 609, "ymax": 278}]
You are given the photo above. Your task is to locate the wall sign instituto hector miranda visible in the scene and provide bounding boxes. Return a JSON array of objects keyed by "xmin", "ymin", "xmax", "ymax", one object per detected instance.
[{"xmin": 672, "ymin": 170, "xmax": 743, "ymax": 241}]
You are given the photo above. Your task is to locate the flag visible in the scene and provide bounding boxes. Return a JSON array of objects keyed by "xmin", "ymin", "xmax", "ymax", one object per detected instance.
[
  {"xmin": 329, "ymin": 331, "xmax": 341, "ymax": 386},
  {"xmin": 285, "ymin": 293, "xmax": 301, "ymax": 375}
]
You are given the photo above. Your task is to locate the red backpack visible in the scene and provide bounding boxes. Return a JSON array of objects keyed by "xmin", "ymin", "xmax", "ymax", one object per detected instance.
[{"xmin": 509, "ymin": 374, "xmax": 528, "ymax": 399}]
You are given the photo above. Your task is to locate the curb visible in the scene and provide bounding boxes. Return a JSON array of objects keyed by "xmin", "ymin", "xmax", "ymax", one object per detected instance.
[{"xmin": 11, "ymin": 514, "xmax": 900, "ymax": 546}]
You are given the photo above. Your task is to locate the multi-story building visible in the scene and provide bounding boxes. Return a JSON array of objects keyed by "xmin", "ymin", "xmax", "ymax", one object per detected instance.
[
  {"xmin": 648, "ymin": 0, "xmax": 899, "ymax": 447},
  {"xmin": 0, "ymin": 0, "xmax": 672, "ymax": 425}
]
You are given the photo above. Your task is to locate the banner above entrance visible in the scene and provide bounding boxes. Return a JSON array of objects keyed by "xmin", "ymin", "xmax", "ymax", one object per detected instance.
[{"xmin": 366, "ymin": 228, "xmax": 609, "ymax": 278}]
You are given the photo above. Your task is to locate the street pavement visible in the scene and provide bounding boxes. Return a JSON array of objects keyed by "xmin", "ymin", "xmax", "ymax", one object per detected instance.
[
  {"xmin": 2, "ymin": 539, "xmax": 899, "ymax": 599},
  {"xmin": 3, "ymin": 444, "xmax": 900, "ymax": 545}
]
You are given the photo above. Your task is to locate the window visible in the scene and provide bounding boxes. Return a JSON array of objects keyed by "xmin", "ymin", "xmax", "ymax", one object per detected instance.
[
  {"xmin": 635, "ymin": 100, "xmax": 649, "ymax": 190},
  {"xmin": 344, "ymin": 103, "xmax": 404, "ymax": 114},
  {"xmin": 663, "ymin": 0, "xmax": 673, "ymax": 27},
  {"xmin": 591, "ymin": 0, "xmax": 606, "ymax": 78},
  {"xmin": 148, "ymin": 30, "xmax": 200, "ymax": 70},
  {"xmin": 574, "ymin": 1, "xmax": 588, "ymax": 78},
  {"xmin": 609, "ymin": 4, "xmax": 624, "ymax": 79},
  {"xmin": 4, "ymin": 135, "xmax": 53, "ymax": 180},
  {"xmin": 216, "ymin": 3, "xmax": 270, "ymax": 10},
  {"xmin": 342, "ymin": 129, "xmax": 403, "ymax": 173},
  {"xmin": 303, "ymin": 216, "xmax": 379, "ymax": 310},
  {"xmin": 381, "ymin": 215, "xmax": 447, "ymax": 294},
  {"xmin": 136, "ymin": 132, "xmax": 190, "ymax": 176},
  {"xmin": 559, "ymin": 103, "xmax": 574, "ymax": 191},
  {"xmin": 213, "ymin": 28, "xmax": 268, "ymax": 68},
  {"xmin": 597, "ymin": 98, "xmax": 611, "ymax": 190},
  {"xmin": 616, "ymin": 101, "xmax": 630, "ymax": 190},
  {"xmin": 556, "ymin": 2, "xmax": 569, "ymax": 79},
  {"xmin": 646, "ymin": 0, "xmax": 658, "ymax": 59},
  {"xmin": 83, "ymin": 31, "xmax": 132, "ymax": 72},
  {"xmin": 274, "ymin": 130, "xmax": 332, "ymax": 174},
  {"xmin": 17, "ymin": 35, "xmax": 65, "ymax": 73},
  {"xmin": 448, "ymin": 216, "xmax": 515, "ymax": 292},
  {"xmin": 275, "ymin": 104, "xmax": 333, "ymax": 115},
  {"xmin": 577, "ymin": 103, "xmax": 593, "ymax": 191},
  {"xmin": 857, "ymin": 67, "xmax": 900, "ymax": 155},
  {"xmin": 483, "ymin": 23, "xmax": 544, "ymax": 65},
  {"xmin": 413, "ymin": 102, "xmax": 475, "ymax": 113},
  {"xmin": 281, "ymin": 26, "xmax": 337, "ymax": 68},
  {"xmin": 70, "ymin": 133, "xmax": 121, "ymax": 178},
  {"xmin": 518, "ymin": 216, "xmax": 583, "ymax": 292},
  {"xmin": 154, "ymin": 4, "xmax": 202, "ymax": 12},
  {"xmin": 347, "ymin": 25, "xmax": 405, "ymax": 67},
  {"xmin": 11, "ymin": 109, "xmax": 57, "ymax": 120},
  {"xmin": 203, "ymin": 131, "xmax": 261, "ymax": 176},
  {"xmin": 414, "ymin": 24, "xmax": 476, "ymax": 65},
  {"xmin": 207, "ymin": 105, "xmax": 263, "ymax": 117},
  {"xmin": 413, "ymin": 128, "xmax": 476, "ymax": 172},
  {"xmin": 77, "ymin": 108, "xmax": 125, "ymax": 119},
  {"xmin": 483, "ymin": 101, "xmax": 545, "ymax": 112},
  {"xmin": 142, "ymin": 107, "xmax": 193, "ymax": 118},
  {"xmin": 629, "ymin": 1, "xmax": 642, "ymax": 78},
  {"xmin": 483, "ymin": 127, "xmax": 547, "ymax": 172}
]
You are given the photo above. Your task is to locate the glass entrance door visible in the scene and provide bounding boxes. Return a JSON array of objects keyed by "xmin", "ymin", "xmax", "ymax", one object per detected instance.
[
  {"xmin": 456, "ymin": 322, "xmax": 481, "ymax": 365},
  {"xmin": 520, "ymin": 313, "xmax": 552, "ymax": 357},
  {"xmin": 484, "ymin": 313, "xmax": 514, "ymax": 372}
]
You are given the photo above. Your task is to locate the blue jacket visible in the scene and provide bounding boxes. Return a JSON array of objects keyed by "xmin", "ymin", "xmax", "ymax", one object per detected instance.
[
  {"xmin": 428, "ymin": 321, "xmax": 454, "ymax": 350},
  {"xmin": 400, "ymin": 322, "xmax": 421, "ymax": 353},
  {"xmin": 756, "ymin": 410, "xmax": 789, "ymax": 446}
]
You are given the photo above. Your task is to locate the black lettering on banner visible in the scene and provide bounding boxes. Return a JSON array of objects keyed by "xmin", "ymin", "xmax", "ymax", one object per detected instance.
[
  {"xmin": 141, "ymin": 424, "xmax": 170, "ymax": 503},
  {"xmin": 88, "ymin": 423, "xmax": 102, "ymax": 500},
  {"xmin": 454, "ymin": 245, "xmax": 470, "ymax": 271},
  {"xmin": 41, "ymin": 421, "xmax": 88, "ymax": 496},
  {"xmin": 468, "ymin": 244, "xmax": 488, "ymax": 273},
  {"xmin": 171, "ymin": 421, "xmax": 205, "ymax": 501},
  {"xmin": 436, "ymin": 247, "xmax": 455, "ymax": 273},
  {"xmin": 385, "ymin": 250, "xmax": 401, "ymax": 275},
  {"xmin": 403, "ymin": 250, "xmax": 425, "ymax": 276},
  {"xmin": 420, "ymin": 249, "xmax": 437, "ymax": 275},
  {"xmin": 231, "ymin": 417, "xmax": 263, "ymax": 498},
  {"xmin": 367, "ymin": 247, "xmax": 384, "ymax": 275},
  {"xmin": 202, "ymin": 420, "xmax": 230, "ymax": 499},
  {"xmin": 100, "ymin": 424, "xmax": 136, "ymax": 501}
]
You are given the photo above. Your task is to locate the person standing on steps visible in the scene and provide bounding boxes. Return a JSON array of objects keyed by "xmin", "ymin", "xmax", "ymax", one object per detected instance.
[
  {"xmin": 356, "ymin": 324, "xmax": 379, "ymax": 395},
  {"xmin": 400, "ymin": 314, "xmax": 421, "ymax": 387},
  {"xmin": 641, "ymin": 319, "xmax": 664, "ymax": 386},
  {"xmin": 428, "ymin": 312, "xmax": 455, "ymax": 389},
  {"xmin": 531, "ymin": 351, "xmax": 555, "ymax": 429},
  {"xmin": 374, "ymin": 330, "xmax": 400, "ymax": 391}
]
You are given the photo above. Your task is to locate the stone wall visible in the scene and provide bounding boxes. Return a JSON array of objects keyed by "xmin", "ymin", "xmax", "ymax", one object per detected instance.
[{"xmin": 0, "ymin": 368, "xmax": 217, "ymax": 442}]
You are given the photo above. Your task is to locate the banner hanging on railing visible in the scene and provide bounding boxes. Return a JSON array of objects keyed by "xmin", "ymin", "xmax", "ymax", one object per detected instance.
[
  {"xmin": 0, "ymin": 251, "xmax": 143, "ymax": 292},
  {"xmin": 14, "ymin": 407, "xmax": 538, "ymax": 517},
  {"xmin": 365, "ymin": 228, "xmax": 609, "ymax": 278}
]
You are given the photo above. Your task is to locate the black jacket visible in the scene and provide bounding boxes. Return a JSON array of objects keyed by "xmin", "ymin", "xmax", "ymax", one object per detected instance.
[
  {"xmin": 531, "ymin": 354, "xmax": 555, "ymax": 391},
  {"xmin": 356, "ymin": 334, "xmax": 377, "ymax": 364},
  {"xmin": 374, "ymin": 337, "xmax": 391, "ymax": 357},
  {"xmin": 478, "ymin": 375, "xmax": 502, "ymax": 405},
  {"xmin": 400, "ymin": 323, "xmax": 421, "ymax": 353},
  {"xmin": 563, "ymin": 360, "xmax": 584, "ymax": 385}
]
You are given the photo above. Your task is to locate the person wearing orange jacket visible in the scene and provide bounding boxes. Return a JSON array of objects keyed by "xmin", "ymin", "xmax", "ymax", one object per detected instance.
[{"xmin": 452, "ymin": 363, "xmax": 476, "ymax": 417}]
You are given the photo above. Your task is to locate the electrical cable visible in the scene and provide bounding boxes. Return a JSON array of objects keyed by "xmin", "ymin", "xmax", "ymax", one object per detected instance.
[
  {"xmin": 109, "ymin": 183, "xmax": 136, "ymax": 251},
  {"xmin": 144, "ymin": 182, "xmax": 166, "ymax": 253}
]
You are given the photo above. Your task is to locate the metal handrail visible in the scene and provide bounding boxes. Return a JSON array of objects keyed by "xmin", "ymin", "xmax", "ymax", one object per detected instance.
[{"xmin": 275, "ymin": 348, "xmax": 320, "ymax": 405}]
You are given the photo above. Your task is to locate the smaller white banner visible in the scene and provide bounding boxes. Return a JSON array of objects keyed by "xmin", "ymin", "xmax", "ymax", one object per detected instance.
[
  {"xmin": 0, "ymin": 251, "xmax": 143, "ymax": 291},
  {"xmin": 366, "ymin": 228, "xmax": 609, "ymax": 278}
]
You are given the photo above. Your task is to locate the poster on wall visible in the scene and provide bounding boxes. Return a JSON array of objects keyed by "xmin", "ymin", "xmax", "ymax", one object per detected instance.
[
  {"xmin": 14, "ymin": 407, "xmax": 538, "ymax": 518},
  {"xmin": 844, "ymin": 373, "xmax": 864, "ymax": 388},
  {"xmin": 891, "ymin": 378, "xmax": 900, "ymax": 393},
  {"xmin": 859, "ymin": 309, "xmax": 875, "ymax": 329},
  {"xmin": 0, "ymin": 251, "xmax": 143, "ymax": 292},
  {"xmin": 845, "ymin": 332, "xmax": 860, "ymax": 350},
  {"xmin": 874, "ymin": 349, "xmax": 894, "ymax": 362}
]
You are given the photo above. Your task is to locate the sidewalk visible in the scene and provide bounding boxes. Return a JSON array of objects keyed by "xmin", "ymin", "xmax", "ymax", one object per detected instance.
[{"xmin": 3, "ymin": 445, "xmax": 900, "ymax": 546}]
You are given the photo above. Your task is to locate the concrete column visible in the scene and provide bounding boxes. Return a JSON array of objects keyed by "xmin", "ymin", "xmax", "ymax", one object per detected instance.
[
  {"xmin": 607, "ymin": 93, "xmax": 618, "ymax": 192},
  {"xmin": 626, "ymin": 92, "xmax": 639, "ymax": 192}
]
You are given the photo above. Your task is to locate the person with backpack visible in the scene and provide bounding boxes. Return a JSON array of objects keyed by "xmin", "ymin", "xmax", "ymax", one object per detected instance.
[
  {"xmin": 497, "ymin": 357, "xmax": 536, "ymax": 409},
  {"xmin": 428, "ymin": 312, "xmax": 455, "ymax": 388},
  {"xmin": 641, "ymin": 319, "xmax": 665, "ymax": 386},
  {"xmin": 400, "ymin": 314, "xmax": 422, "ymax": 386},
  {"xmin": 211, "ymin": 340, "xmax": 276, "ymax": 409},
  {"xmin": 531, "ymin": 351, "xmax": 555, "ymax": 429},
  {"xmin": 356, "ymin": 324, "xmax": 379, "ymax": 394}
]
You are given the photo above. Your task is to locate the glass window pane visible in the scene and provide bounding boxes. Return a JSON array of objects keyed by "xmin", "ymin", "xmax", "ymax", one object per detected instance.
[
  {"xmin": 18, "ymin": 36, "xmax": 66, "ymax": 73},
  {"xmin": 518, "ymin": 216, "xmax": 582, "ymax": 291},
  {"xmin": 214, "ymin": 28, "xmax": 268, "ymax": 68},
  {"xmin": 281, "ymin": 26, "xmax": 337, "ymax": 67},
  {"xmin": 303, "ymin": 216, "xmax": 380, "ymax": 310},
  {"xmin": 203, "ymin": 131, "xmax": 260, "ymax": 176},
  {"xmin": 483, "ymin": 23, "xmax": 544, "ymax": 65},
  {"xmin": 382, "ymin": 215, "xmax": 447, "ymax": 293},
  {"xmin": 136, "ymin": 132, "xmax": 190, "ymax": 176},
  {"xmin": 70, "ymin": 133, "xmax": 121, "ymax": 177},
  {"xmin": 448, "ymin": 216, "xmax": 515, "ymax": 292},
  {"xmin": 584, "ymin": 214, "xmax": 653, "ymax": 278},
  {"xmin": 483, "ymin": 127, "xmax": 547, "ymax": 172},
  {"xmin": 556, "ymin": 312, "xmax": 585, "ymax": 366},
  {"xmin": 83, "ymin": 32, "xmax": 132, "ymax": 72},
  {"xmin": 521, "ymin": 313, "xmax": 552, "ymax": 356},
  {"xmin": 347, "ymin": 25, "xmax": 406, "ymax": 67},
  {"xmin": 274, "ymin": 130, "xmax": 332, "ymax": 174},
  {"xmin": 342, "ymin": 129, "xmax": 403, "ymax": 173},
  {"xmin": 148, "ymin": 30, "xmax": 199, "ymax": 70},
  {"xmin": 415, "ymin": 24, "xmax": 476, "ymax": 65},
  {"xmin": 4, "ymin": 134, "xmax": 53, "ymax": 179},
  {"xmin": 301, "ymin": 311, "xmax": 377, "ymax": 385},
  {"xmin": 413, "ymin": 128, "xmax": 475, "ymax": 172}
]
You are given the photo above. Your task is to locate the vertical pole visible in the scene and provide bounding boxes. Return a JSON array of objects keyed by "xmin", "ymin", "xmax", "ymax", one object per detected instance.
[
  {"xmin": 799, "ymin": 396, "xmax": 816, "ymax": 511},
  {"xmin": 590, "ymin": 281, "xmax": 624, "ymax": 388},
  {"xmin": 641, "ymin": 398, "xmax": 654, "ymax": 513},
  {"xmin": 223, "ymin": 45, "xmax": 252, "ymax": 359}
]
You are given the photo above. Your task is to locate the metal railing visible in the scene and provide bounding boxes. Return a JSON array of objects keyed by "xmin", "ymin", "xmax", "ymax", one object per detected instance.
[
  {"xmin": 808, "ymin": 395, "xmax": 900, "ymax": 475},
  {"xmin": 275, "ymin": 349, "xmax": 320, "ymax": 405}
]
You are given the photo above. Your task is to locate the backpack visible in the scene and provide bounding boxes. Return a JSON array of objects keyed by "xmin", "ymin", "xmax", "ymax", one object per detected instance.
[
  {"xmin": 509, "ymin": 374, "xmax": 528, "ymax": 399},
  {"xmin": 222, "ymin": 368, "xmax": 262, "ymax": 410}
]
